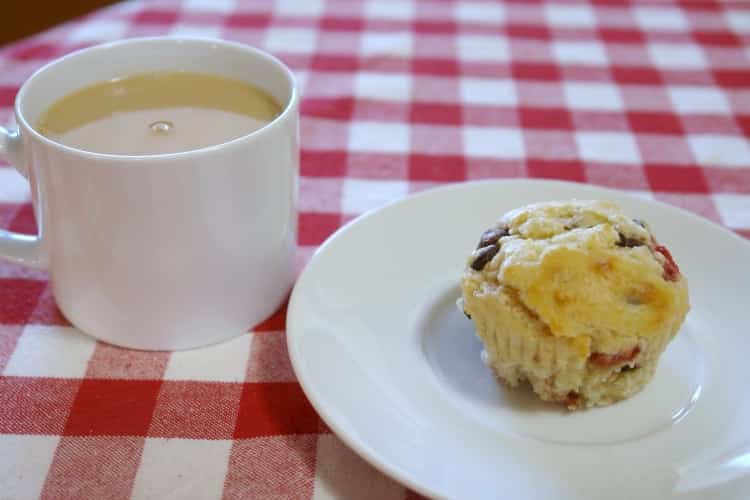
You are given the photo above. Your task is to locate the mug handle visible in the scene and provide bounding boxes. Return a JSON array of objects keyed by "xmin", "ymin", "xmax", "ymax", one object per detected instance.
[{"xmin": 0, "ymin": 125, "xmax": 47, "ymax": 269}]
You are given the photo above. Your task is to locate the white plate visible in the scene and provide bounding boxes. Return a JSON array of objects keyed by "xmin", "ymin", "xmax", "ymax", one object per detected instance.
[{"xmin": 287, "ymin": 180, "xmax": 750, "ymax": 500}]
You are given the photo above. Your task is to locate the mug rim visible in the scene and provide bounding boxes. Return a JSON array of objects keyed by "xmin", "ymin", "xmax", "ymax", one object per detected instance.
[{"xmin": 14, "ymin": 36, "xmax": 298, "ymax": 162}]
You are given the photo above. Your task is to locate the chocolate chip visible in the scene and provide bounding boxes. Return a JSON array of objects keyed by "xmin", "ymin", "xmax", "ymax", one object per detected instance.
[
  {"xmin": 471, "ymin": 244, "xmax": 500, "ymax": 271},
  {"xmin": 476, "ymin": 226, "xmax": 509, "ymax": 249},
  {"xmin": 563, "ymin": 391, "xmax": 581, "ymax": 409},
  {"xmin": 620, "ymin": 364, "xmax": 638, "ymax": 372},
  {"xmin": 617, "ymin": 232, "xmax": 644, "ymax": 248}
]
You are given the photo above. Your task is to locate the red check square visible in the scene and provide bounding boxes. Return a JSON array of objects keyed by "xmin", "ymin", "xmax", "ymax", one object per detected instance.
[
  {"xmin": 7, "ymin": 42, "xmax": 58, "ymax": 61},
  {"xmin": 133, "ymin": 8, "xmax": 179, "ymax": 25},
  {"xmin": 412, "ymin": 58, "xmax": 460, "ymax": 76},
  {"xmin": 627, "ymin": 112, "xmax": 684, "ymax": 135},
  {"xmin": 252, "ymin": 300, "xmax": 289, "ymax": 332},
  {"xmin": 511, "ymin": 62, "xmax": 560, "ymax": 82},
  {"xmin": 226, "ymin": 13, "xmax": 271, "ymax": 28},
  {"xmin": 735, "ymin": 116, "xmax": 750, "ymax": 138},
  {"xmin": 598, "ymin": 28, "xmax": 645, "ymax": 43},
  {"xmin": 302, "ymin": 97, "xmax": 355, "ymax": 120},
  {"xmin": 611, "ymin": 66, "xmax": 662, "ymax": 85},
  {"xmin": 298, "ymin": 213, "xmax": 341, "ymax": 246},
  {"xmin": 301, "ymin": 151, "xmax": 348, "ymax": 177},
  {"xmin": 409, "ymin": 154, "xmax": 466, "ymax": 182},
  {"xmin": 414, "ymin": 20, "xmax": 455, "ymax": 34},
  {"xmin": 64, "ymin": 379, "xmax": 162, "ymax": 436},
  {"xmin": 527, "ymin": 160, "xmax": 586, "ymax": 182},
  {"xmin": 409, "ymin": 102, "xmax": 462, "ymax": 125},
  {"xmin": 0, "ymin": 86, "xmax": 16, "ymax": 107},
  {"xmin": 519, "ymin": 107, "xmax": 573, "ymax": 130},
  {"xmin": 234, "ymin": 383, "xmax": 318, "ymax": 439},
  {"xmin": 0, "ymin": 279, "xmax": 46, "ymax": 324},
  {"xmin": 693, "ymin": 31, "xmax": 742, "ymax": 46},
  {"xmin": 319, "ymin": 16, "xmax": 364, "ymax": 31},
  {"xmin": 645, "ymin": 165, "xmax": 710, "ymax": 193},
  {"xmin": 310, "ymin": 54, "xmax": 360, "ymax": 72},
  {"xmin": 8, "ymin": 203, "xmax": 36, "ymax": 234},
  {"xmin": 506, "ymin": 24, "xmax": 551, "ymax": 40}
]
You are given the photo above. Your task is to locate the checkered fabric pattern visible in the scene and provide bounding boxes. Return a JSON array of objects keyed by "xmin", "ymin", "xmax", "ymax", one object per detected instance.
[{"xmin": 1, "ymin": 0, "xmax": 749, "ymax": 498}]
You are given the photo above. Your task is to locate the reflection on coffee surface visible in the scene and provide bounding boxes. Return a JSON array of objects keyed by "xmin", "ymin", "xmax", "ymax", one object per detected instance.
[{"xmin": 36, "ymin": 71, "xmax": 282, "ymax": 155}]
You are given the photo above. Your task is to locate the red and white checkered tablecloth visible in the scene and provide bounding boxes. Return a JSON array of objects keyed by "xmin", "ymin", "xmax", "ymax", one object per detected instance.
[{"xmin": 1, "ymin": 0, "xmax": 749, "ymax": 498}]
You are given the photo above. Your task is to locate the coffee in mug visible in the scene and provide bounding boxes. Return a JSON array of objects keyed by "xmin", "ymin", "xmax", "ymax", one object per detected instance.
[{"xmin": 36, "ymin": 71, "xmax": 282, "ymax": 155}]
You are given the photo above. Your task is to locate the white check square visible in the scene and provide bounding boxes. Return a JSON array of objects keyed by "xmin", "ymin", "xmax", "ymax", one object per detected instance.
[
  {"xmin": 457, "ymin": 35, "xmax": 510, "ymax": 62},
  {"xmin": 0, "ymin": 434, "xmax": 60, "ymax": 500},
  {"xmin": 545, "ymin": 5, "xmax": 596, "ymax": 27},
  {"xmin": 294, "ymin": 70, "xmax": 308, "ymax": 95},
  {"xmin": 576, "ymin": 132, "xmax": 641, "ymax": 164},
  {"xmin": 360, "ymin": 32, "xmax": 413, "ymax": 57},
  {"xmin": 564, "ymin": 82, "xmax": 623, "ymax": 111},
  {"xmin": 634, "ymin": 7, "xmax": 688, "ymax": 31},
  {"xmin": 0, "ymin": 167, "xmax": 30, "ymax": 202},
  {"xmin": 132, "ymin": 439, "xmax": 232, "ymax": 500},
  {"xmin": 552, "ymin": 41, "xmax": 608, "ymax": 66},
  {"xmin": 164, "ymin": 333, "xmax": 251, "ymax": 382},
  {"xmin": 726, "ymin": 10, "xmax": 750, "ymax": 33},
  {"xmin": 264, "ymin": 28, "xmax": 317, "ymax": 54},
  {"xmin": 454, "ymin": 3, "xmax": 505, "ymax": 23},
  {"xmin": 714, "ymin": 194, "xmax": 750, "ymax": 229},
  {"xmin": 364, "ymin": 0, "xmax": 415, "ymax": 20},
  {"xmin": 276, "ymin": 0, "xmax": 323, "ymax": 16},
  {"xmin": 459, "ymin": 78, "xmax": 517, "ymax": 106},
  {"xmin": 341, "ymin": 179, "xmax": 408, "ymax": 214},
  {"xmin": 688, "ymin": 135, "xmax": 750, "ymax": 168},
  {"xmin": 3, "ymin": 326, "xmax": 96, "ymax": 378},
  {"xmin": 463, "ymin": 127, "xmax": 524, "ymax": 159},
  {"xmin": 348, "ymin": 121, "xmax": 410, "ymax": 153},
  {"xmin": 68, "ymin": 20, "xmax": 129, "ymax": 43},
  {"xmin": 183, "ymin": 0, "xmax": 235, "ymax": 13},
  {"xmin": 354, "ymin": 72, "xmax": 411, "ymax": 101},
  {"xmin": 668, "ymin": 86, "xmax": 730, "ymax": 114},
  {"xmin": 648, "ymin": 43, "xmax": 706, "ymax": 70}
]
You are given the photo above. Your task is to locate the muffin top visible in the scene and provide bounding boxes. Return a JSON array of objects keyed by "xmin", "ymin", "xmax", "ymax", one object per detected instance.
[{"xmin": 466, "ymin": 200, "xmax": 689, "ymax": 346}]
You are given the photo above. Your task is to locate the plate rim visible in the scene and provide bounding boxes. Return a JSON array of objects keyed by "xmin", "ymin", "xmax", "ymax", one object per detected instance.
[{"xmin": 286, "ymin": 178, "xmax": 750, "ymax": 498}]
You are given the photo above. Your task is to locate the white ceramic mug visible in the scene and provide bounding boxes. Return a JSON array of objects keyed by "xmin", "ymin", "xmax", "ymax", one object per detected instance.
[{"xmin": 0, "ymin": 37, "xmax": 299, "ymax": 350}]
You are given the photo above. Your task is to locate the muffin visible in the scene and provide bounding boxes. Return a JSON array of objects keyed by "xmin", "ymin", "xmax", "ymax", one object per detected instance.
[{"xmin": 460, "ymin": 200, "xmax": 689, "ymax": 409}]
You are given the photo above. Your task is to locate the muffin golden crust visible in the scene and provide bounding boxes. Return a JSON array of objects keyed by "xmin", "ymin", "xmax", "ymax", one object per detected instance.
[{"xmin": 460, "ymin": 200, "xmax": 689, "ymax": 409}]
